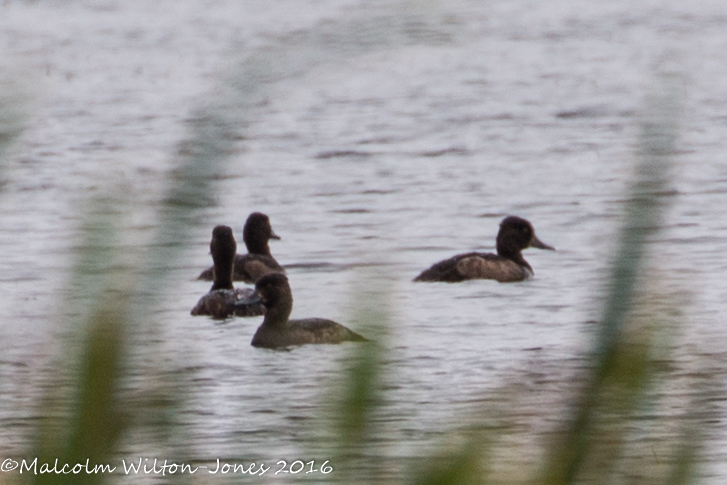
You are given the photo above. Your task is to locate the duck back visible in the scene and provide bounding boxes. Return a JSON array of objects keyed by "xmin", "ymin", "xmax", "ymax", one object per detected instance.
[
  {"xmin": 414, "ymin": 252, "xmax": 531, "ymax": 283},
  {"xmin": 191, "ymin": 288, "xmax": 265, "ymax": 319},
  {"xmin": 252, "ymin": 317, "xmax": 368, "ymax": 349}
]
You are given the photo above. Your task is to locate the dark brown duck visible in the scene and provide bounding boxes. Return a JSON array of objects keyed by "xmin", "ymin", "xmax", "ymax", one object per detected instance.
[
  {"xmin": 191, "ymin": 225, "xmax": 265, "ymax": 319},
  {"xmin": 197, "ymin": 212, "xmax": 284, "ymax": 283},
  {"xmin": 414, "ymin": 216, "xmax": 554, "ymax": 283},
  {"xmin": 237, "ymin": 273, "xmax": 368, "ymax": 349}
]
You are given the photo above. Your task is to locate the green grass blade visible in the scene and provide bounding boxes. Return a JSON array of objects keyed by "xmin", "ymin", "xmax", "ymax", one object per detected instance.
[{"xmin": 540, "ymin": 75, "xmax": 683, "ymax": 485}]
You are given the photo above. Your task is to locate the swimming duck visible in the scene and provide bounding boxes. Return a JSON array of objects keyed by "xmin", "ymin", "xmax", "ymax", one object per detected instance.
[
  {"xmin": 237, "ymin": 273, "xmax": 368, "ymax": 349},
  {"xmin": 197, "ymin": 212, "xmax": 284, "ymax": 283},
  {"xmin": 191, "ymin": 225, "xmax": 265, "ymax": 319},
  {"xmin": 414, "ymin": 216, "xmax": 554, "ymax": 283}
]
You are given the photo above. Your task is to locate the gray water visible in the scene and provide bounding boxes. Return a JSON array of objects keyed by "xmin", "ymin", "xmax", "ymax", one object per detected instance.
[{"xmin": 1, "ymin": 0, "xmax": 727, "ymax": 482}]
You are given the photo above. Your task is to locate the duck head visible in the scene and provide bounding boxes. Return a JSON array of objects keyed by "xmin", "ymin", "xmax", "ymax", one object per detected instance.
[
  {"xmin": 210, "ymin": 225, "xmax": 237, "ymax": 290},
  {"xmin": 496, "ymin": 216, "xmax": 554, "ymax": 258},
  {"xmin": 243, "ymin": 212, "xmax": 280, "ymax": 254}
]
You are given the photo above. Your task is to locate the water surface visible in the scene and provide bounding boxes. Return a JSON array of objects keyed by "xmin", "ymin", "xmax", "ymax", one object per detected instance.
[{"xmin": 1, "ymin": 0, "xmax": 727, "ymax": 482}]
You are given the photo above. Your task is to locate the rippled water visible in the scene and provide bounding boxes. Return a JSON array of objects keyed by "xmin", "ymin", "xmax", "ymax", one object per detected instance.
[{"xmin": 2, "ymin": 0, "xmax": 727, "ymax": 482}]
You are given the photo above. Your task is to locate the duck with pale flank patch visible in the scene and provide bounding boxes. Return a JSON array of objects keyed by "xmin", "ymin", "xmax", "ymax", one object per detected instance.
[
  {"xmin": 236, "ymin": 273, "xmax": 368, "ymax": 349},
  {"xmin": 191, "ymin": 225, "xmax": 265, "ymax": 319},
  {"xmin": 197, "ymin": 212, "xmax": 284, "ymax": 283},
  {"xmin": 414, "ymin": 216, "xmax": 555, "ymax": 283}
]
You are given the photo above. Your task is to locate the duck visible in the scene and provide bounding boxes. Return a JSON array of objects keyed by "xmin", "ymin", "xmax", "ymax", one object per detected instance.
[
  {"xmin": 191, "ymin": 225, "xmax": 266, "ymax": 319},
  {"xmin": 414, "ymin": 216, "xmax": 554, "ymax": 283},
  {"xmin": 197, "ymin": 212, "xmax": 284, "ymax": 283},
  {"xmin": 236, "ymin": 273, "xmax": 368, "ymax": 349}
]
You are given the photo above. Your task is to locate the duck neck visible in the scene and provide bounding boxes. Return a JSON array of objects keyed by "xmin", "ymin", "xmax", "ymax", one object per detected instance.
[
  {"xmin": 246, "ymin": 239, "xmax": 271, "ymax": 256},
  {"xmin": 496, "ymin": 241, "xmax": 531, "ymax": 269},
  {"xmin": 211, "ymin": 255, "xmax": 234, "ymax": 291},
  {"xmin": 262, "ymin": 298, "xmax": 293, "ymax": 328}
]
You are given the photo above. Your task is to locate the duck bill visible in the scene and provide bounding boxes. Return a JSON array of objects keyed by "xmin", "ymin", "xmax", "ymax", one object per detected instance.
[
  {"xmin": 531, "ymin": 235, "xmax": 555, "ymax": 251},
  {"xmin": 269, "ymin": 230, "xmax": 281, "ymax": 240}
]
